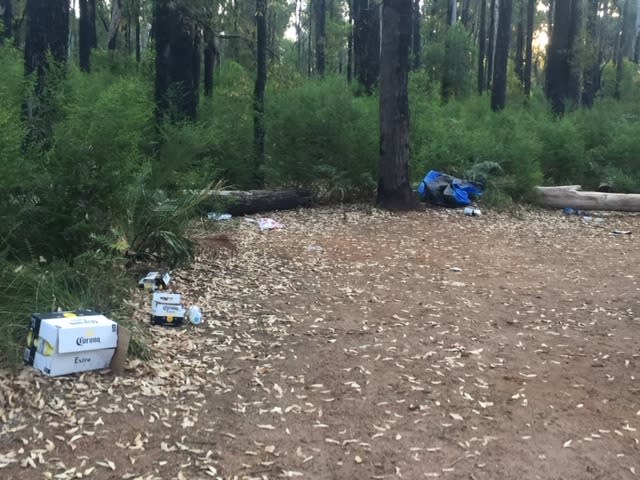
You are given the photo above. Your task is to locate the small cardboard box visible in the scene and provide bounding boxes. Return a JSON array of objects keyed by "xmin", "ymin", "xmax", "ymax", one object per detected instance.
[
  {"xmin": 34, "ymin": 348, "xmax": 115, "ymax": 377},
  {"xmin": 25, "ymin": 310, "xmax": 99, "ymax": 365},
  {"xmin": 36, "ymin": 314, "xmax": 118, "ymax": 355},
  {"xmin": 151, "ymin": 292, "xmax": 185, "ymax": 326}
]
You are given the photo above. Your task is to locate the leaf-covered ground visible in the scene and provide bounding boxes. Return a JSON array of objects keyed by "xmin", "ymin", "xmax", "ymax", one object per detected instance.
[{"xmin": 1, "ymin": 207, "xmax": 639, "ymax": 480}]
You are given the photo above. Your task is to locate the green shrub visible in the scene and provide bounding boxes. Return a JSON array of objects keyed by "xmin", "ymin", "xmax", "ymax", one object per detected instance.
[{"xmin": 266, "ymin": 76, "xmax": 378, "ymax": 199}]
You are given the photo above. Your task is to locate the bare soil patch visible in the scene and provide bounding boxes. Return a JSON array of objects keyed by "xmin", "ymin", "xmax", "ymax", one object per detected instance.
[{"xmin": 1, "ymin": 207, "xmax": 639, "ymax": 480}]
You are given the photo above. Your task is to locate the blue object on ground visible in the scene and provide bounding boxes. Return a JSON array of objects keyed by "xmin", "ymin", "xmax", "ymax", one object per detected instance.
[{"xmin": 417, "ymin": 170, "xmax": 484, "ymax": 207}]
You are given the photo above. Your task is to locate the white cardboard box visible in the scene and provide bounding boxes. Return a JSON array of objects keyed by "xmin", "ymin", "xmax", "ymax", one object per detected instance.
[
  {"xmin": 34, "ymin": 349, "xmax": 115, "ymax": 377},
  {"xmin": 37, "ymin": 315, "xmax": 118, "ymax": 354}
]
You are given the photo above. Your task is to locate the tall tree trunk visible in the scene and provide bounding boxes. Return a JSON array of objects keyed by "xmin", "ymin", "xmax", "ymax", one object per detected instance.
[
  {"xmin": 378, "ymin": 0, "xmax": 413, "ymax": 210},
  {"xmin": 2, "ymin": 0, "xmax": 13, "ymax": 42},
  {"xmin": 582, "ymin": 0, "xmax": 600, "ymax": 106},
  {"xmin": 411, "ymin": 0, "xmax": 421, "ymax": 70},
  {"xmin": 24, "ymin": 0, "xmax": 69, "ymax": 141},
  {"xmin": 514, "ymin": 6, "xmax": 524, "ymax": 86},
  {"xmin": 135, "ymin": 3, "xmax": 141, "ymax": 63},
  {"xmin": 154, "ymin": 0, "xmax": 199, "ymax": 122},
  {"xmin": 461, "ymin": 0, "xmax": 471, "ymax": 27},
  {"xmin": 79, "ymin": 0, "xmax": 92, "ymax": 72},
  {"xmin": 347, "ymin": 0, "xmax": 353, "ymax": 81},
  {"xmin": 486, "ymin": 0, "xmax": 497, "ymax": 89},
  {"xmin": 448, "ymin": 0, "xmax": 457, "ymax": 25},
  {"xmin": 353, "ymin": 0, "xmax": 379, "ymax": 93},
  {"xmin": 635, "ymin": 0, "xmax": 640, "ymax": 63},
  {"xmin": 545, "ymin": 0, "xmax": 573, "ymax": 115},
  {"xmin": 25, "ymin": 0, "xmax": 69, "ymax": 77},
  {"xmin": 254, "ymin": 0, "xmax": 267, "ymax": 188},
  {"xmin": 108, "ymin": 0, "xmax": 121, "ymax": 50},
  {"xmin": 204, "ymin": 28, "xmax": 217, "ymax": 97},
  {"xmin": 491, "ymin": 0, "xmax": 511, "ymax": 111},
  {"xmin": 568, "ymin": 0, "xmax": 583, "ymax": 106},
  {"xmin": 296, "ymin": 0, "xmax": 303, "ymax": 72},
  {"xmin": 523, "ymin": 0, "xmax": 535, "ymax": 96},
  {"xmin": 614, "ymin": 0, "xmax": 628, "ymax": 99},
  {"xmin": 314, "ymin": 0, "xmax": 326, "ymax": 75},
  {"xmin": 477, "ymin": 0, "xmax": 487, "ymax": 94}
]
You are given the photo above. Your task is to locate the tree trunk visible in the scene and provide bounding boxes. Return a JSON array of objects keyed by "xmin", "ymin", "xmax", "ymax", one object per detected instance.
[
  {"xmin": 514, "ymin": 7, "xmax": 524, "ymax": 86},
  {"xmin": 486, "ymin": 0, "xmax": 497, "ymax": 89},
  {"xmin": 447, "ymin": 0, "xmax": 457, "ymax": 25},
  {"xmin": 523, "ymin": 0, "xmax": 535, "ymax": 96},
  {"xmin": 377, "ymin": 0, "xmax": 413, "ymax": 211},
  {"xmin": 353, "ymin": 0, "xmax": 379, "ymax": 94},
  {"xmin": 491, "ymin": 0, "xmax": 511, "ymax": 111},
  {"xmin": 25, "ymin": 0, "xmax": 69, "ymax": 78},
  {"xmin": 296, "ymin": 0, "xmax": 303, "ymax": 72},
  {"xmin": 107, "ymin": 0, "xmax": 121, "ymax": 51},
  {"xmin": 534, "ymin": 186, "xmax": 640, "ymax": 212},
  {"xmin": 347, "ymin": 0, "xmax": 353, "ymax": 81},
  {"xmin": 79, "ymin": 0, "xmax": 92, "ymax": 72},
  {"xmin": 2, "ymin": 0, "xmax": 13, "ymax": 42},
  {"xmin": 411, "ymin": 0, "xmax": 421, "ymax": 70},
  {"xmin": 582, "ymin": 0, "xmax": 600, "ymax": 106},
  {"xmin": 204, "ymin": 189, "xmax": 313, "ymax": 215},
  {"xmin": 135, "ymin": 4, "xmax": 141, "ymax": 63},
  {"xmin": 545, "ymin": 0, "xmax": 573, "ymax": 115},
  {"xmin": 635, "ymin": 0, "xmax": 640, "ymax": 63},
  {"xmin": 314, "ymin": 0, "xmax": 326, "ymax": 75},
  {"xmin": 154, "ymin": 0, "xmax": 199, "ymax": 123},
  {"xmin": 477, "ymin": 0, "xmax": 486, "ymax": 94},
  {"xmin": 253, "ymin": 0, "xmax": 267, "ymax": 188},
  {"xmin": 615, "ymin": 0, "xmax": 630, "ymax": 99},
  {"xmin": 204, "ymin": 28, "xmax": 218, "ymax": 97},
  {"xmin": 461, "ymin": 0, "xmax": 471, "ymax": 27},
  {"xmin": 568, "ymin": 0, "xmax": 583, "ymax": 106}
]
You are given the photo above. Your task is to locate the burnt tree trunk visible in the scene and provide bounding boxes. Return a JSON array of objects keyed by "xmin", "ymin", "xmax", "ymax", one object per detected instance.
[
  {"xmin": 135, "ymin": 3, "xmax": 141, "ymax": 63},
  {"xmin": 477, "ymin": 0, "xmax": 487, "ymax": 93},
  {"xmin": 25, "ymin": 0, "xmax": 69, "ymax": 78},
  {"xmin": 204, "ymin": 28, "xmax": 218, "ymax": 97},
  {"xmin": 491, "ymin": 0, "xmax": 511, "ymax": 111},
  {"xmin": 411, "ymin": 0, "xmax": 421, "ymax": 70},
  {"xmin": 378, "ymin": 0, "xmax": 413, "ymax": 210},
  {"xmin": 78, "ymin": 0, "xmax": 95, "ymax": 72},
  {"xmin": 253, "ymin": 0, "xmax": 267, "ymax": 188},
  {"xmin": 314, "ymin": 0, "xmax": 326, "ymax": 75},
  {"xmin": 353, "ymin": 0, "xmax": 379, "ymax": 94},
  {"xmin": 347, "ymin": 0, "xmax": 353, "ymax": 81},
  {"xmin": 523, "ymin": 0, "xmax": 535, "ymax": 96},
  {"xmin": 545, "ymin": 0, "xmax": 573, "ymax": 115},
  {"xmin": 2, "ymin": 0, "xmax": 13, "ymax": 42},
  {"xmin": 154, "ymin": 0, "xmax": 199, "ymax": 122}
]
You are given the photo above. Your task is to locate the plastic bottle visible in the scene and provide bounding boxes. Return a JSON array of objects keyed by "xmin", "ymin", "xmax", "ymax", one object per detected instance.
[{"xmin": 187, "ymin": 306, "xmax": 203, "ymax": 325}]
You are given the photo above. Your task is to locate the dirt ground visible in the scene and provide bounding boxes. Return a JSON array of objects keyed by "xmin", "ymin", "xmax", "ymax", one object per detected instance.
[{"xmin": 1, "ymin": 206, "xmax": 639, "ymax": 480}]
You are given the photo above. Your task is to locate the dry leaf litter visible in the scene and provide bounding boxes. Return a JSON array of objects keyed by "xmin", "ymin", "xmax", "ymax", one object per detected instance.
[{"xmin": 1, "ymin": 207, "xmax": 639, "ymax": 480}]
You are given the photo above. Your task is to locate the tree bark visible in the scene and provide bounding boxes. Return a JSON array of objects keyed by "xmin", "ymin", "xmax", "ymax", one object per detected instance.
[
  {"xmin": 347, "ymin": 0, "xmax": 353, "ymax": 81},
  {"xmin": 154, "ymin": 0, "xmax": 199, "ymax": 123},
  {"xmin": 582, "ymin": 0, "xmax": 600, "ymax": 106},
  {"xmin": 615, "ymin": 0, "xmax": 630, "ymax": 99},
  {"xmin": 545, "ymin": 0, "xmax": 573, "ymax": 115},
  {"xmin": 25, "ymin": 0, "xmax": 69, "ymax": 78},
  {"xmin": 491, "ymin": 0, "xmax": 511, "ymax": 111},
  {"xmin": 447, "ymin": 0, "xmax": 457, "ymax": 25},
  {"xmin": 477, "ymin": 0, "xmax": 486, "ymax": 94},
  {"xmin": 79, "ymin": 0, "xmax": 93, "ymax": 72},
  {"xmin": 107, "ymin": 0, "xmax": 121, "ymax": 51},
  {"xmin": 204, "ymin": 189, "xmax": 313, "ymax": 215},
  {"xmin": 461, "ymin": 0, "xmax": 471, "ymax": 27},
  {"xmin": 514, "ymin": 6, "xmax": 524, "ymax": 86},
  {"xmin": 204, "ymin": 28, "xmax": 218, "ymax": 97},
  {"xmin": 353, "ymin": 0, "xmax": 379, "ymax": 94},
  {"xmin": 2, "ymin": 0, "xmax": 13, "ymax": 42},
  {"xmin": 523, "ymin": 0, "xmax": 535, "ymax": 96},
  {"xmin": 253, "ymin": 0, "xmax": 267, "ymax": 188},
  {"xmin": 377, "ymin": 0, "xmax": 413, "ymax": 210},
  {"xmin": 314, "ymin": 0, "xmax": 326, "ymax": 75},
  {"xmin": 135, "ymin": 3, "xmax": 141, "ymax": 63},
  {"xmin": 534, "ymin": 186, "xmax": 640, "ymax": 212},
  {"xmin": 568, "ymin": 0, "xmax": 583, "ymax": 106},
  {"xmin": 486, "ymin": 0, "xmax": 497, "ymax": 90},
  {"xmin": 411, "ymin": 0, "xmax": 421, "ymax": 70}
]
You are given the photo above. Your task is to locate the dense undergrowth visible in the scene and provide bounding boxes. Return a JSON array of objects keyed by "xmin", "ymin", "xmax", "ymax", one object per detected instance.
[{"xmin": 1, "ymin": 43, "xmax": 640, "ymax": 366}]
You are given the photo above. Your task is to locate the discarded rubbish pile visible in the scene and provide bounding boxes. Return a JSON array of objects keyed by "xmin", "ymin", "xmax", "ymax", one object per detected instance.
[
  {"xmin": 138, "ymin": 271, "xmax": 202, "ymax": 326},
  {"xmin": 417, "ymin": 170, "xmax": 484, "ymax": 208},
  {"xmin": 24, "ymin": 310, "xmax": 125, "ymax": 377}
]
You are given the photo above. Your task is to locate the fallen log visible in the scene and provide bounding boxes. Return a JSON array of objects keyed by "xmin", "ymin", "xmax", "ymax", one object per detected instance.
[
  {"xmin": 534, "ymin": 186, "xmax": 640, "ymax": 212},
  {"xmin": 203, "ymin": 189, "xmax": 312, "ymax": 216}
]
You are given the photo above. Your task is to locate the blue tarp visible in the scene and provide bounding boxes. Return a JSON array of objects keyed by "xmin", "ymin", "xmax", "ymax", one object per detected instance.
[{"xmin": 417, "ymin": 170, "xmax": 483, "ymax": 207}]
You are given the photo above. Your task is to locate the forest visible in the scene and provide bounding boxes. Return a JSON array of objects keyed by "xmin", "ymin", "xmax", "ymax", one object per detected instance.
[{"xmin": 1, "ymin": 0, "xmax": 640, "ymax": 364}]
